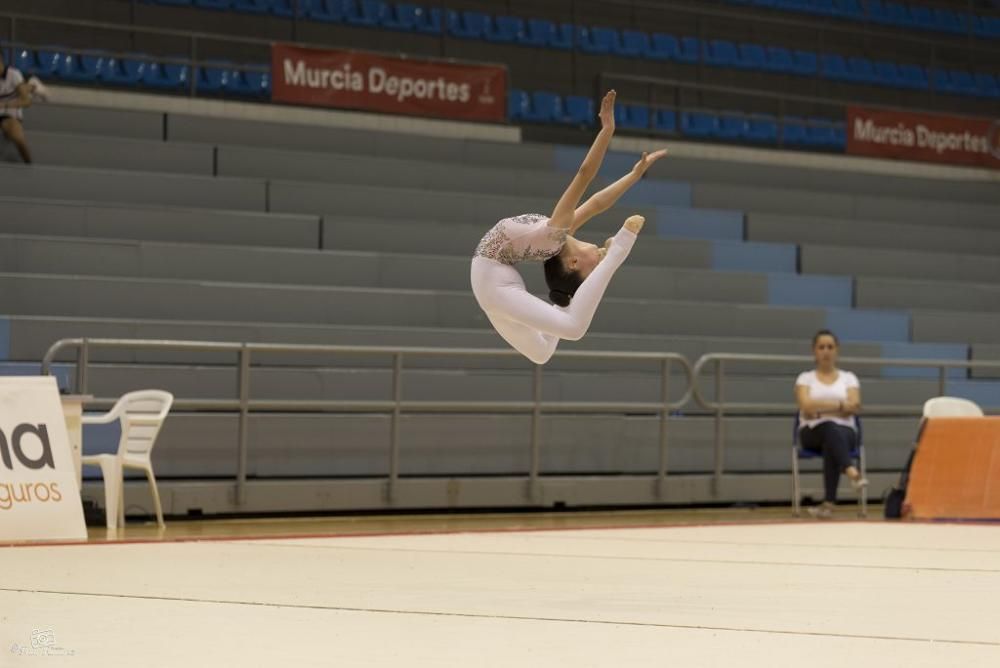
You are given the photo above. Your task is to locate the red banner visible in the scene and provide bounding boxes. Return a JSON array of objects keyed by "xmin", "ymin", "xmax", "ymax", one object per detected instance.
[
  {"xmin": 846, "ymin": 106, "xmax": 1000, "ymax": 169},
  {"xmin": 271, "ymin": 43, "xmax": 506, "ymax": 123}
]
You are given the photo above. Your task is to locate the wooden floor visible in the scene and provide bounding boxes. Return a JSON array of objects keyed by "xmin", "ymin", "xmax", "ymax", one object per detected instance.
[{"xmin": 5, "ymin": 507, "xmax": 999, "ymax": 667}]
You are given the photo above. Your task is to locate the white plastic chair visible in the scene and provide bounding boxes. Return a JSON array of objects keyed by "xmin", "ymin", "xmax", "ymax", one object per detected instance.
[
  {"xmin": 81, "ymin": 390, "xmax": 173, "ymax": 529},
  {"xmin": 922, "ymin": 396, "xmax": 984, "ymax": 418}
]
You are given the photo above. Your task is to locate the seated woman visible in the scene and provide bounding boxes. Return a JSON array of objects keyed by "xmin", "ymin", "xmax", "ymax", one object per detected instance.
[{"xmin": 795, "ymin": 330, "xmax": 868, "ymax": 519}]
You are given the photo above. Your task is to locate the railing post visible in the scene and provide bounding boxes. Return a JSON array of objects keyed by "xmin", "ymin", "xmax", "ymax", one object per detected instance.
[
  {"xmin": 713, "ymin": 358, "xmax": 725, "ymax": 497},
  {"xmin": 529, "ymin": 363, "xmax": 542, "ymax": 501},
  {"xmin": 236, "ymin": 345, "xmax": 251, "ymax": 507},
  {"xmin": 657, "ymin": 357, "xmax": 670, "ymax": 498},
  {"xmin": 388, "ymin": 353, "xmax": 403, "ymax": 503},
  {"xmin": 76, "ymin": 339, "xmax": 90, "ymax": 395}
]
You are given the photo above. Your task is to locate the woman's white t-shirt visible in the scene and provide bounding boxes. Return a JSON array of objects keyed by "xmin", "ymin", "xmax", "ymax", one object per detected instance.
[{"xmin": 796, "ymin": 369, "xmax": 860, "ymax": 430}]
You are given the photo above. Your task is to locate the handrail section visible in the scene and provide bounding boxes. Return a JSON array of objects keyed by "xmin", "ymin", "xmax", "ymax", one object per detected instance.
[{"xmin": 41, "ymin": 337, "xmax": 695, "ymax": 505}]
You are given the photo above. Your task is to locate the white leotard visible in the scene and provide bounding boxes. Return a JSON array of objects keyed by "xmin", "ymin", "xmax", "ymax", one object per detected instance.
[{"xmin": 471, "ymin": 213, "xmax": 637, "ymax": 364}]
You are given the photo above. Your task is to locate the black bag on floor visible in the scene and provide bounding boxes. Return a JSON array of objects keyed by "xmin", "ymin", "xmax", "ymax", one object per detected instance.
[{"xmin": 883, "ymin": 449, "xmax": 917, "ymax": 519}]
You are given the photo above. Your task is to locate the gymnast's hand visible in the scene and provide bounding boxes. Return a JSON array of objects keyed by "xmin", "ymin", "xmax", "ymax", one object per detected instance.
[
  {"xmin": 598, "ymin": 90, "xmax": 616, "ymax": 132},
  {"xmin": 624, "ymin": 215, "xmax": 645, "ymax": 234},
  {"xmin": 632, "ymin": 149, "xmax": 668, "ymax": 177}
]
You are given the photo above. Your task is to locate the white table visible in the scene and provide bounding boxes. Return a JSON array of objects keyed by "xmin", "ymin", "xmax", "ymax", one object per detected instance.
[{"xmin": 60, "ymin": 394, "xmax": 94, "ymax": 488}]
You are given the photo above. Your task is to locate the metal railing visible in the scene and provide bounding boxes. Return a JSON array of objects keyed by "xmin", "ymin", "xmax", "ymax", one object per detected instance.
[
  {"xmin": 690, "ymin": 353, "xmax": 1000, "ymax": 492},
  {"xmin": 41, "ymin": 337, "xmax": 695, "ymax": 505}
]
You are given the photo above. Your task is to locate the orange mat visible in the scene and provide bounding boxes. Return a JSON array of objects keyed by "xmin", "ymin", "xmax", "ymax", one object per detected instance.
[{"xmin": 905, "ymin": 417, "xmax": 1000, "ymax": 520}]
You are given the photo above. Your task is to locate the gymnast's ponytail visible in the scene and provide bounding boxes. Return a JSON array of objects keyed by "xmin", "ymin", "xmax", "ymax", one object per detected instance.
[{"xmin": 544, "ymin": 252, "xmax": 583, "ymax": 307}]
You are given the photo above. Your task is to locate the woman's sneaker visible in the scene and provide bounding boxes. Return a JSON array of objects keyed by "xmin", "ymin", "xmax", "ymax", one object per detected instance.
[
  {"xmin": 807, "ymin": 504, "xmax": 834, "ymax": 520},
  {"xmin": 851, "ymin": 477, "xmax": 869, "ymax": 490}
]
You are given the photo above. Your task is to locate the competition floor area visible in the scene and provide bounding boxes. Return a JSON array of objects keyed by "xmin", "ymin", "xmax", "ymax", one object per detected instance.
[{"xmin": 2, "ymin": 509, "xmax": 999, "ymax": 666}]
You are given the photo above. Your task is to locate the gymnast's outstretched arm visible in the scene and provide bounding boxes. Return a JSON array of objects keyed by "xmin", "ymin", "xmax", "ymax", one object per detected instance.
[
  {"xmin": 569, "ymin": 149, "xmax": 668, "ymax": 235},
  {"xmin": 547, "ymin": 90, "xmax": 617, "ymax": 231}
]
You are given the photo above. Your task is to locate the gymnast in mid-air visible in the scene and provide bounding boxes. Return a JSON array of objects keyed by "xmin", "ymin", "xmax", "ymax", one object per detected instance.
[{"xmin": 470, "ymin": 89, "xmax": 667, "ymax": 364}]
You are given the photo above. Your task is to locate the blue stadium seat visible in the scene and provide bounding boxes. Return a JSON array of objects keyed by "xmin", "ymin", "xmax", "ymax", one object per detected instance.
[
  {"xmin": 647, "ymin": 33, "xmax": 675, "ymax": 61},
  {"xmin": 833, "ymin": 0, "xmax": 864, "ymax": 18},
  {"xmin": 616, "ymin": 30, "xmax": 650, "ymax": 58},
  {"xmin": 142, "ymin": 62, "xmax": 189, "ymax": 90},
  {"xmin": 197, "ymin": 64, "xmax": 231, "ymax": 93},
  {"xmin": 59, "ymin": 53, "xmax": 105, "ymax": 82},
  {"xmin": 484, "ymin": 15, "xmax": 523, "ymax": 43},
  {"xmin": 677, "ymin": 36, "xmax": 701, "ymax": 64},
  {"xmin": 898, "ymin": 63, "xmax": 928, "ymax": 89},
  {"xmin": 820, "ymin": 53, "xmax": 850, "ymax": 80},
  {"xmin": 791, "ymin": 50, "xmax": 818, "ymax": 76},
  {"xmin": 232, "ymin": 0, "xmax": 270, "ymax": 13},
  {"xmin": 846, "ymin": 56, "xmax": 878, "ymax": 84},
  {"xmin": 928, "ymin": 8, "xmax": 966, "ymax": 35},
  {"xmin": 379, "ymin": 2, "xmax": 418, "ymax": 31},
  {"xmin": 306, "ymin": 0, "xmax": 344, "ymax": 22},
  {"xmin": 193, "ymin": 0, "xmax": 232, "ymax": 9},
  {"xmin": 523, "ymin": 91, "xmax": 560, "ymax": 123},
  {"xmin": 864, "ymin": 0, "xmax": 889, "ymax": 24},
  {"xmin": 271, "ymin": 0, "xmax": 308, "ymax": 18},
  {"xmin": 908, "ymin": 5, "xmax": 936, "ymax": 31},
  {"xmin": 948, "ymin": 70, "xmax": 979, "ymax": 96},
  {"xmin": 245, "ymin": 70, "xmax": 271, "ymax": 97},
  {"xmin": 13, "ymin": 49, "xmax": 34, "ymax": 74},
  {"xmin": 344, "ymin": 0, "xmax": 380, "ymax": 27},
  {"xmin": 576, "ymin": 26, "xmax": 618, "ymax": 55},
  {"xmin": 447, "ymin": 10, "xmax": 489, "ymax": 39},
  {"xmin": 31, "ymin": 50, "xmax": 64, "ymax": 78},
  {"xmin": 805, "ymin": 121, "xmax": 837, "ymax": 147},
  {"xmin": 616, "ymin": 103, "xmax": 649, "ymax": 130},
  {"xmin": 737, "ymin": 43, "xmax": 767, "ymax": 70},
  {"xmin": 745, "ymin": 115, "xmax": 778, "ymax": 143},
  {"xmin": 653, "ymin": 109, "xmax": 676, "ymax": 133},
  {"xmin": 831, "ymin": 124, "xmax": 846, "ymax": 149},
  {"xmin": 99, "ymin": 57, "xmax": 145, "ymax": 86},
  {"xmin": 764, "ymin": 46, "xmax": 796, "ymax": 74},
  {"xmin": 508, "ymin": 88, "xmax": 528, "ymax": 121},
  {"xmin": 781, "ymin": 117, "xmax": 809, "ymax": 146},
  {"xmin": 560, "ymin": 95, "xmax": 594, "ymax": 126},
  {"xmin": 704, "ymin": 39, "xmax": 739, "ymax": 67},
  {"xmin": 519, "ymin": 19, "xmax": 572, "ymax": 49},
  {"xmin": 681, "ymin": 111, "xmax": 718, "ymax": 138},
  {"xmin": 717, "ymin": 114, "xmax": 747, "ymax": 140},
  {"xmin": 873, "ymin": 60, "xmax": 902, "ymax": 87},
  {"xmin": 809, "ymin": 0, "xmax": 838, "ymax": 16},
  {"xmin": 975, "ymin": 73, "xmax": 1000, "ymax": 98},
  {"xmin": 413, "ymin": 6, "xmax": 441, "ymax": 34}
]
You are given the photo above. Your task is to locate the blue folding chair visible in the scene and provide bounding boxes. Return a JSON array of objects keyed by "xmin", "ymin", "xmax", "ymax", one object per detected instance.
[
  {"xmin": 344, "ymin": 0, "xmax": 380, "ymax": 27},
  {"xmin": 792, "ymin": 414, "xmax": 867, "ymax": 516},
  {"xmin": 413, "ymin": 6, "xmax": 441, "ymax": 34},
  {"xmin": 933, "ymin": 8, "xmax": 964, "ymax": 34},
  {"xmin": 648, "ymin": 33, "xmax": 677, "ymax": 61},
  {"xmin": 59, "ymin": 53, "xmax": 105, "ymax": 83},
  {"xmin": 232, "ymin": 0, "xmax": 270, "ymax": 13},
  {"xmin": 874, "ymin": 60, "xmax": 903, "ymax": 87},
  {"xmin": 764, "ymin": 46, "xmax": 795, "ymax": 74},
  {"xmin": 197, "ymin": 64, "xmax": 231, "ymax": 93},
  {"xmin": 142, "ymin": 62, "xmax": 189, "ymax": 90},
  {"xmin": 507, "ymin": 88, "xmax": 529, "ymax": 121},
  {"xmin": 846, "ymin": 56, "xmax": 878, "ymax": 85},
  {"xmin": 681, "ymin": 111, "xmax": 719, "ymax": 138},
  {"xmin": 745, "ymin": 115, "xmax": 778, "ymax": 143},
  {"xmin": 791, "ymin": 50, "xmax": 818, "ymax": 76},
  {"xmin": 559, "ymin": 95, "xmax": 594, "ymax": 127},
  {"xmin": 898, "ymin": 63, "xmax": 928, "ymax": 90},
  {"xmin": 717, "ymin": 114, "xmax": 747, "ymax": 140},
  {"xmin": 576, "ymin": 26, "xmax": 617, "ymax": 54},
  {"xmin": 616, "ymin": 30, "xmax": 650, "ymax": 58},
  {"xmin": 306, "ymin": 0, "xmax": 345, "ymax": 22},
  {"xmin": 653, "ymin": 109, "xmax": 676, "ymax": 133},
  {"xmin": 975, "ymin": 73, "xmax": 1000, "ymax": 99},
  {"xmin": 820, "ymin": 53, "xmax": 850, "ymax": 80},
  {"xmin": 522, "ymin": 91, "xmax": 560, "ymax": 124},
  {"xmin": 446, "ymin": 9, "xmax": 488, "ymax": 39},
  {"xmin": 99, "ymin": 57, "xmax": 145, "ymax": 86},
  {"xmin": 737, "ymin": 43, "xmax": 767, "ymax": 70},
  {"xmin": 780, "ymin": 117, "xmax": 809, "ymax": 146},
  {"xmin": 947, "ymin": 70, "xmax": 979, "ymax": 97},
  {"xmin": 484, "ymin": 15, "xmax": 522, "ymax": 43},
  {"xmin": 704, "ymin": 39, "xmax": 739, "ymax": 68}
]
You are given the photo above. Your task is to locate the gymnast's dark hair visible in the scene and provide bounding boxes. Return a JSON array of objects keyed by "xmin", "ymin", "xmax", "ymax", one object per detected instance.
[
  {"xmin": 812, "ymin": 329, "xmax": 839, "ymax": 347},
  {"xmin": 544, "ymin": 252, "xmax": 583, "ymax": 307}
]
